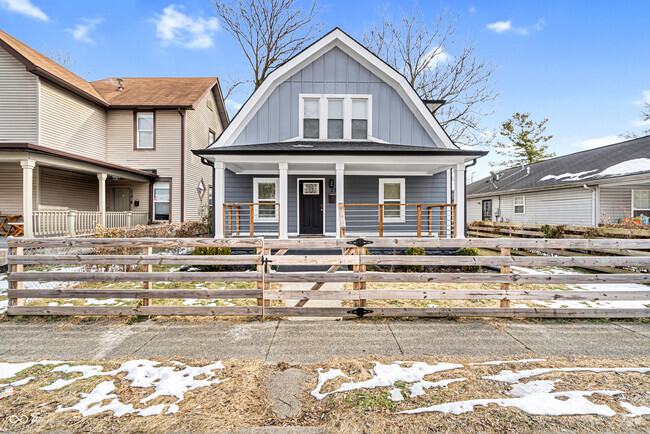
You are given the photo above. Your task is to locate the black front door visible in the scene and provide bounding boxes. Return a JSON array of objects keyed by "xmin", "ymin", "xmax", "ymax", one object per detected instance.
[
  {"xmin": 482, "ymin": 199, "xmax": 492, "ymax": 221},
  {"xmin": 299, "ymin": 180, "xmax": 324, "ymax": 235}
]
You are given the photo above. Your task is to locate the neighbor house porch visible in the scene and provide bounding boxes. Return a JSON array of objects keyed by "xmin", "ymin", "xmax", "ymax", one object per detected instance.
[
  {"xmin": 0, "ymin": 144, "xmax": 156, "ymax": 237},
  {"xmin": 199, "ymin": 144, "xmax": 486, "ymax": 239}
]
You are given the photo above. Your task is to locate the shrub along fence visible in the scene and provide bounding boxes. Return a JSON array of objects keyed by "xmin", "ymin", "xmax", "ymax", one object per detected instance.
[{"xmin": 6, "ymin": 236, "xmax": 650, "ymax": 319}]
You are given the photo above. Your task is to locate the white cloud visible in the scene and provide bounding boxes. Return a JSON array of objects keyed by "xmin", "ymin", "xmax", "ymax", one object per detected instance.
[
  {"xmin": 423, "ymin": 47, "xmax": 451, "ymax": 70},
  {"xmin": 154, "ymin": 4, "xmax": 219, "ymax": 49},
  {"xmin": 225, "ymin": 99, "xmax": 242, "ymax": 112},
  {"xmin": 487, "ymin": 18, "xmax": 544, "ymax": 35},
  {"xmin": 67, "ymin": 18, "xmax": 103, "ymax": 43},
  {"xmin": 635, "ymin": 90, "xmax": 650, "ymax": 105},
  {"xmin": 487, "ymin": 20, "xmax": 511, "ymax": 33},
  {"xmin": 570, "ymin": 135, "xmax": 622, "ymax": 149},
  {"xmin": 0, "ymin": 0, "xmax": 48, "ymax": 21},
  {"xmin": 469, "ymin": 6, "xmax": 476, "ymax": 14}
]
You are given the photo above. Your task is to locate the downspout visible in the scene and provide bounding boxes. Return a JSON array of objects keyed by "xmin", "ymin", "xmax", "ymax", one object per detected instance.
[
  {"xmin": 464, "ymin": 159, "xmax": 478, "ymax": 237},
  {"xmin": 583, "ymin": 184, "xmax": 597, "ymax": 227},
  {"xmin": 179, "ymin": 109, "xmax": 186, "ymax": 222},
  {"xmin": 200, "ymin": 157, "xmax": 216, "ymax": 237}
]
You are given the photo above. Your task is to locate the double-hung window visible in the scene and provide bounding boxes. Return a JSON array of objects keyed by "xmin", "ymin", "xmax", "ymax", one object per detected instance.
[
  {"xmin": 302, "ymin": 98, "xmax": 320, "ymax": 139},
  {"xmin": 254, "ymin": 178, "xmax": 278, "ymax": 221},
  {"xmin": 514, "ymin": 196, "xmax": 525, "ymax": 214},
  {"xmin": 300, "ymin": 95, "xmax": 371, "ymax": 140},
  {"xmin": 632, "ymin": 190, "xmax": 650, "ymax": 217},
  {"xmin": 136, "ymin": 112, "xmax": 154, "ymax": 149},
  {"xmin": 379, "ymin": 178, "xmax": 405, "ymax": 222},
  {"xmin": 153, "ymin": 181, "xmax": 170, "ymax": 221}
]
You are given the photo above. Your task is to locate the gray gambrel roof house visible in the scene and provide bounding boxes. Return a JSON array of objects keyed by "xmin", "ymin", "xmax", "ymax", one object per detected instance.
[
  {"xmin": 466, "ymin": 136, "xmax": 650, "ymax": 227},
  {"xmin": 195, "ymin": 28, "xmax": 487, "ymax": 239}
]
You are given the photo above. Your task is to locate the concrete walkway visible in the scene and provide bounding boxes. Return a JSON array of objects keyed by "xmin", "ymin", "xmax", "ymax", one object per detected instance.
[{"xmin": 0, "ymin": 319, "xmax": 648, "ymax": 363}]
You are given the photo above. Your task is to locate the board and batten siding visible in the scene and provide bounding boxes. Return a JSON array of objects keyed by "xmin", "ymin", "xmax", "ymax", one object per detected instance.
[
  {"xmin": 233, "ymin": 46, "xmax": 436, "ymax": 147},
  {"xmin": 39, "ymin": 80, "xmax": 107, "ymax": 160},
  {"xmin": 185, "ymin": 91, "xmax": 222, "ymax": 222},
  {"xmin": 106, "ymin": 110, "xmax": 181, "ymax": 222},
  {"xmin": 0, "ymin": 47, "xmax": 38, "ymax": 143},
  {"xmin": 599, "ymin": 182, "xmax": 650, "ymax": 223},
  {"xmin": 467, "ymin": 187, "xmax": 593, "ymax": 226},
  {"xmin": 38, "ymin": 167, "xmax": 99, "ymax": 211}
]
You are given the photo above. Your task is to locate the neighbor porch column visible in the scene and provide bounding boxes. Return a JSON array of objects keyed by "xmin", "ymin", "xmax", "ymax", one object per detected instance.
[
  {"xmin": 97, "ymin": 173, "xmax": 107, "ymax": 227},
  {"xmin": 214, "ymin": 162, "xmax": 225, "ymax": 238},
  {"xmin": 454, "ymin": 163, "xmax": 466, "ymax": 238},
  {"xmin": 278, "ymin": 163, "xmax": 288, "ymax": 239},
  {"xmin": 336, "ymin": 163, "xmax": 345, "ymax": 238},
  {"xmin": 20, "ymin": 159, "xmax": 35, "ymax": 238}
]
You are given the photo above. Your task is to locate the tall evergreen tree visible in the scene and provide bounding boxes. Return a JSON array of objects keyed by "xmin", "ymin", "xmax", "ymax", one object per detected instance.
[{"xmin": 494, "ymin": 112, "xmax": 554, "ymax": 168}]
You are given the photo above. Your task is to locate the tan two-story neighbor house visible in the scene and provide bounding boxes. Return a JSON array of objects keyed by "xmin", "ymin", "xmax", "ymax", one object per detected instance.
[{"xmin": 0, "ymin": 29, "xmax": 229, "ymax": 237}]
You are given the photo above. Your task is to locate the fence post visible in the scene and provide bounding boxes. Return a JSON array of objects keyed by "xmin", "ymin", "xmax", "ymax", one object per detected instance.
[
  {"xmin": 249, "ymin": 204, "xmax": 254, "ymax": 237},
  {"xmin": 338, "ymin": 203, "xmax": 346, "ymax": 238},
  {"xmin": 255, "ymin": 247, "xmax": 270, "ymax": 312},
  {"xmin": 439, "ymin": 207, "xmax": 445, "ymax": 238},
  {"xmin": 500, "ymin": 247, "xmax": 511, "ymax": 308},
  {"xmin": 417, "ymin": 205, "xmax": 422, "ymax": 238},
  {"xmin": 8, "ymin": 245, "xmax": 24, "ymax": 307},
  {"xmin": 379, "ymin": 204, "xmax": 383, "ymax": 237},
  {"xmin": 353, "ymin": 247, "xmax": 367, "ymax": 307},
  {"xmin": 142, "ymin": 246, "xmax": 152, "ymax": 306},
  {"xmin": 126, "ymin": 211, "xmax": 133, "ymax": 228},
  {"xmin": 67, "ymin": 210, "xmax": 77, "ymax": 235}
]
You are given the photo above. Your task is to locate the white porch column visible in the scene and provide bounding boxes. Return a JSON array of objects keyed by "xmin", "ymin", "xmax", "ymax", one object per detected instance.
[
  {"xmin": 454, "ymin": 163, "xmax": 466, "ymax": 238},
  {"xmin": 278, "ymin": 163, "xmax": 288, "ymax": 239},
  {"xmin": 336, "ymin": 163, "xmax": 345, "ymax": 238},
  {"xmin": 97, "ymin": 173, "xmax": 107, "ymax": 227},
  {"xmin": 20, "ymin": 159, "xmax": 35, "ymax": 238},
  {"xmin": 214, "ymin": 162, "xmax": 225, "ymax": 238}
]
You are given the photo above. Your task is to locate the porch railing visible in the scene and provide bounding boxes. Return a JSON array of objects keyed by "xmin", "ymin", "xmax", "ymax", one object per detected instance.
[
  {"xmin": 341, "ymin": 203, "xmax": 456, "ymax": 238},
  {"xmin": 223, "ymin": 203, "xmax": 280, "ymax": 237},
  {"xmin": 32, "ymin": 211, "xmax": 149, "ymax": 236}
]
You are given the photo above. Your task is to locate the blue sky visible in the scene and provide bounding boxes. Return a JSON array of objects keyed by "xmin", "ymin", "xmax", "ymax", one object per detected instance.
[{"xmin": 1, "ymin": 0, "xmax": 649, "ymax": 179}]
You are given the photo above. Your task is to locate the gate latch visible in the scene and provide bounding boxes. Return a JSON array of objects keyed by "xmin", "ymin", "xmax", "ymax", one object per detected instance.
[
  {"xmin": 261, "ymin": 257, "xmax": 272, "ymax": 271},
  {"xmin": 347, "ymin": 238, "xmax": 374, "ymax": 247},
  {"xmin": 346, "ymin": 307, "xmax": 374, "ymax": 317}
]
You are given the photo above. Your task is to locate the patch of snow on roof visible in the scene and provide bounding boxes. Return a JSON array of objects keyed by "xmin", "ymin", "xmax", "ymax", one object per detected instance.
[
  {"xmin": 538, "ymin": 170, "xmax": 597, "ymax": 182},
  {"xmin": 593, "ymin": 158, "xmax": 650, "ymax": 178}
]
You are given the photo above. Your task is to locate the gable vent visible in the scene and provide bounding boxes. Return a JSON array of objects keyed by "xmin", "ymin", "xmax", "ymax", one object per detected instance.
[{"xmin": 207, "ymin": 99, "xmax": 214, "ymax": 111}]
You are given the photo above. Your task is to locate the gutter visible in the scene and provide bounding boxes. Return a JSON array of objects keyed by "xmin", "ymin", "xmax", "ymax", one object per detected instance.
[
  {"xmin": 198, "ymin": 157, "xmax": 216, "ymax": 237},
  {"xmin": 179, "ymin": 109, "xmax": 186, "ymax": 222},
  {"xmin": 583, "ymin": 184, "xmax": 597, "ymax": 227},
  {"xmin": 464, "ymin": 159, "xmax": 478, "ymax": 237}
]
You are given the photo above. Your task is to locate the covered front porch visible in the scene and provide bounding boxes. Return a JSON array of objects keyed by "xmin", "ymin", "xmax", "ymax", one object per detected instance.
[
  {"xmin": 0, "ymin": 144, "xmax": 156, "ymax": 237},
  {"xmin": 200, "ymin": 144, "xmax": 485, "ymax": 239}
]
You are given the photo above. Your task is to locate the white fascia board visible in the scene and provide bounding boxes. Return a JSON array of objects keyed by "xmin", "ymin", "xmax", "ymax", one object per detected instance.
[
  {"xmin": 211, "ymin": 29, "xmax": 457, "ymax": 149},
  {"xmin": 210, "ymin": 153, "xmax": 470, "ymax": 165}
]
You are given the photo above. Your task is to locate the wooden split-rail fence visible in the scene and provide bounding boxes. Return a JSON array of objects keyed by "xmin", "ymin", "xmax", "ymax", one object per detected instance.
[{"xmin": 5, "ymin": 236, "xmax": 650, "ymax": 318}]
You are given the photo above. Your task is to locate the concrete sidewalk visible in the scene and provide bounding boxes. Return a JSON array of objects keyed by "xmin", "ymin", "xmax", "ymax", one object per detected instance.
[{"xmin": 1, "ymin": 319, "xmax": 648, "ymax": 363}]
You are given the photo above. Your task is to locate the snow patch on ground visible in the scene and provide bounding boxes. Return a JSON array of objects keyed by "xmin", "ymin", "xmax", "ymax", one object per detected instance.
[
  {"xmin": 484, "ymin": 367, "xmax": 650, "ymax": 383},
  {"xmin": 311, "ymin": 362, "xmax": 464, "ymax": 400},
  {"xmin": 621, "ymin": 402, "xmax": 650, "ymax": 417},
  {"xmin": 470, "ymin": 359, "xmax": 546, "ymax": 366}
]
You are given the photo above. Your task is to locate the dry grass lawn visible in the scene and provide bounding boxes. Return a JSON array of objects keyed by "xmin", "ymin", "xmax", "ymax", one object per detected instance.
[{"xmin": 0, "ymin": 356, "xmax": 648, "ymax": 433}]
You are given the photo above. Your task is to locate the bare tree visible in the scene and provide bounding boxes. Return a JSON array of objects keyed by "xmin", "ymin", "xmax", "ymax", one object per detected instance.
[
  {"xmin": 621, "ymin": 102, "xmax": 650, "ymax": 139},
  {"xmin": 364, "ymin": 5, "xmax": 497, "ymax": 147},
  {"xmin": 214, "ymin": 0, "xmax": 324, "ymax": 89}
]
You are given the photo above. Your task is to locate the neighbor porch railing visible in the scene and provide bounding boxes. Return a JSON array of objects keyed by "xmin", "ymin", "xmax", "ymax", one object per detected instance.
[
  {"xmin": 223, "ymin": 203, "xmax": 280, "ymax": 237},
  {"xmin": 341, "ymin": 203, "xmax": 456, "ymax": 238},
  {"xmin": 32, "ymin": 211, "xmax": 149, "ymax": 236}
]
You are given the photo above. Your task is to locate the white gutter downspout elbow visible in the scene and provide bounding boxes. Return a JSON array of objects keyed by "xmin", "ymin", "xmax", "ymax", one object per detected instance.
[{"xmin": 583, "ymin": 184, "xmax": 597, "ymax": 227}]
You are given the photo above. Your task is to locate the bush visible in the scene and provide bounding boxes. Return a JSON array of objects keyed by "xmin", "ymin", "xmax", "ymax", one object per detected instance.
[
  {"xmin": 405, "ymin": 247, "xmax": 425, "ymax": 272},
  {"xmin": 456, "ymin": 247, "xmax": 480, "ymax": 272},
  {"xmin": 191, "ymin": 246, "xmax": 232, "ymax": 272},
  {"xmin": 541, "ymin": 224, "xmax": 565, "ymax": 239}
]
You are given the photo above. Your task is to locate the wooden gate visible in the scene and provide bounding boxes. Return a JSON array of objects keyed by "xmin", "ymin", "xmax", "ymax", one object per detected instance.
[{"xmin": 6, "ymin": 236, "xmax": 650, "ymax": 318}]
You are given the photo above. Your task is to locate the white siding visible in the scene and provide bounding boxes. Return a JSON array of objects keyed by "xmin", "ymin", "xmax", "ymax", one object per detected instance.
[
  {"xmin": 39, "ymin": 80, "xmax": 107, "ymax": 160},
  {"xmin": 0, "ymin": 47, "xmax": 38, "ymax": 142},
  {"xmin": 39, "ymin": 167, "xmax": 99, "ymax": 211},
  {"xmin": 467, "ymin": 187, "xmax": 594, "ymax": 226},
  {"xmin": 599, "ymin": 182, "xmax": 650, "ymax": 223},
  {"xmin": 185, "ymin": 91, "xmax": 222, "ymax": 221}
]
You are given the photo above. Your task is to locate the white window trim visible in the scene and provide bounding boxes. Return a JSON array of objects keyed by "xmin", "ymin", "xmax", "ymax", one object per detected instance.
[
  {"xmin": 513, "ymin": 195, "xmax": 526, "ymax": 214},
  {"xmin": 253, "ymin": 178, "xmax": 279, "ymax": 222},
  {"xmin": 152, "ymin": 181, "xmax": 170, "ymax": 222},
  {"xmin": 299, "ymin": 94, "xmax": 372, "ymax": 140},
  {"xmin": 136, "ymin": 112, "xmax": 154, "ymax": 149},
  {"xmin": 632, "ymin": 189, "xmax": 650, "ymax": 216},
  {"xmin": 379, "ymin": 178, "xmax": 405, "ymax": 222}
]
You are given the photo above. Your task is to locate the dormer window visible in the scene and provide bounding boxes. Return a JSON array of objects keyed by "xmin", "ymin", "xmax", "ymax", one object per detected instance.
[{"xmin": 300, "ymin": 94, "xmax": 371, "ymax": 140}]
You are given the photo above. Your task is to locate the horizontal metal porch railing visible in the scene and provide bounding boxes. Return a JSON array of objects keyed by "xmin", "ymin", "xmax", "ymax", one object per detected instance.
[
  {"xmin": 223, "ymin": 203, "xmax": 281, "ymax": 237},
  {"xmin": 32, "ymin": 211, "xmax": 149, "ymax": 236},
  {"xmin": 340, "ymin": 203, "xmax": 456, "ymax": 238}
]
